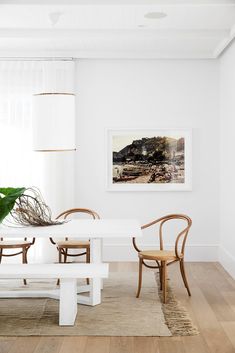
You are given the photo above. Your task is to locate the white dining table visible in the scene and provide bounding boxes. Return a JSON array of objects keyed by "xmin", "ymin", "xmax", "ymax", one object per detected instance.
[{"xmin": 0, "ymin": 219, "xmax": 142, "ymax": 306}]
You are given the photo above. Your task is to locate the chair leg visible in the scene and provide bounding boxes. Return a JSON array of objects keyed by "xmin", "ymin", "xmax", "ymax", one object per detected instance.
[
  {"xmin": 57, "ymin": 249, "xmax": 62, "ymax": 286},
  {"xmin": 162, "ymin": 261, "xmax": 167, "ymax": 303},
  {"xmin": 180, "ymin": 259, "xmax": 191, "ymax": 296},
  {"xmin": 22, "ymin": 247, "xmax": 27, "ymax": 285},
  {"xmin": 0, "ymin": 249, "xmax": 2, "ymax": 264},
  {"xmin": 159, "ymin": 261, "xmax": 163, "ymax": 291},
  {"xmin": 136, "ymin": 257, "xmax": 143, "ymax": 298},
  {"xmin": 86, "ymin": 248, "xmax": 90, "ymax": 285},
  {"xmin": 58, "ymin": 248, "xmax": 62, "ymax": 263},
  {"xmin": 64, "ymin": 248, "xmax": 68, "ymax": 263}
]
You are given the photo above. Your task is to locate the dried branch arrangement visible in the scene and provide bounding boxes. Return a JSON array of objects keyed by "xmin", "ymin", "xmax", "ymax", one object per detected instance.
[{"xmin": 10, "ymin": 187, "xmax": 64, "ymax": 227}]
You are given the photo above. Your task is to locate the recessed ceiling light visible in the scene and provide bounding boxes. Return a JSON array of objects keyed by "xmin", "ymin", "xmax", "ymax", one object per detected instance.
[
  {"xmin": 48, "ymin": 12, "xmax": 63, "ymax": 26},
  {"xmin": 144, "ymin": 12, "xmax": 167, "ymax": 19}
]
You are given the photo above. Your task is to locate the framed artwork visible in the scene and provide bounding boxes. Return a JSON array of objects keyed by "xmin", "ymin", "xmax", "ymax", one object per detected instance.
[{"xmin": 107, "ymin": 129, "xmax": 192, "ymax": 191}]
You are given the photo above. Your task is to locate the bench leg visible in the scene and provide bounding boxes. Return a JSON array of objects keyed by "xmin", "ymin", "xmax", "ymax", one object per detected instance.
[
  {"xmin": 90, "ymin": 238, "xmax": 102, "ymax": 306},
  {"xmin": 59, "ymin": 278, "xmax": 77, "ymax": 326}
]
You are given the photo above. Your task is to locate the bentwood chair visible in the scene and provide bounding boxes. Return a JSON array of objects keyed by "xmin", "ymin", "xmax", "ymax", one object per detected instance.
[
  {"xmin": 132, "ymin": 214, "xmax": 192, "ymax": 303},
  {"xmin": 0, "ymin": 237, "xmax": 35, "ymax": 285},
  {"xmin": 49, "ymin": 208, "xmax": 100, "ymax": 285}
]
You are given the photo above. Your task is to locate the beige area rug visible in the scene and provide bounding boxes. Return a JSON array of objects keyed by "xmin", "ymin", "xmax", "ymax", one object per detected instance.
[{"xmin": 0, "ymin": 272, "xmax": 198, "ymax": 336}]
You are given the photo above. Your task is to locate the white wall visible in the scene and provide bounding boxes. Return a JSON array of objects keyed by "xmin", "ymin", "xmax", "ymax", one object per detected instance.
[
  {"xmin": 75, "ymin": 59, "xmax": 220, "ymax": 261},
  {"xmin": 220, "ymin": 42, "xmax": 235, "ymax": 277}
]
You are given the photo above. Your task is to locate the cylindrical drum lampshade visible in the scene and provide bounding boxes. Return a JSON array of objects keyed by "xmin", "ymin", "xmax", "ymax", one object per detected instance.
[{"xmin": 33, "ymin": 93, "xmax": 76, "ymax": 151}]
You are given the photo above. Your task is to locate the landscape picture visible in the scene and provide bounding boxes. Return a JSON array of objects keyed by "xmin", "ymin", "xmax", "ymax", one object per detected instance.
[{"xmin": 107, "ymin": 129, "xmax": 192, "ymax": 191}]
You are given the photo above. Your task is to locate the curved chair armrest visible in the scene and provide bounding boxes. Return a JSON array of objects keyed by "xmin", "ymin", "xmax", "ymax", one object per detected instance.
[
  {"xmin": 141, "ymin": 215, "xmax": 170, "ymax": 230},
  {"xmin": 175, "ymin": 228, "xmax": 190, "ymax": 259},
  {"xmin": 132, "ymin": 237, "xmax": 141, "ymax": 253},
  {"xmin": 23, "ymin": 237, "xmax": 35, "ymax": 245},
  {"xmin": 133, "ymin": 216, "xmax": 167, "ymax": 253},
  {"xmin": 49, "ymin": 237, "xmax": 56, "ymax": 245},
  {"xmin": 30, "ymin": 237, "xmax": 36, "ymax": 245}
]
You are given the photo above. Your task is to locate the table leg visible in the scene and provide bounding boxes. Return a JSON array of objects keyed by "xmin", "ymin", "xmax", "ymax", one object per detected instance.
[
  {"xmin": 90, "ymin": 238, "xmax": 102, "ymax": 306},
  {"xmin": 100, "ymin": 238, "xmax": 104, "ymax": 290},
  {"xmin": 59, "ymin": 278, "xmax": 77, "ymax": 326}
]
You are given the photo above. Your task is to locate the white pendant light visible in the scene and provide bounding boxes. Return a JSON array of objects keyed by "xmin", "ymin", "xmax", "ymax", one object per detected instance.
[{"xmin": 33, "ymin": 93, "xmax": 76, "ymax": 152}]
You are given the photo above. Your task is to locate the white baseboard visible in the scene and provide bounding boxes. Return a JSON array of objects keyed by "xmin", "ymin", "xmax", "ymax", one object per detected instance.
[
  {"xmin": 219, "ymin": 246, "xmax": 235, "ymax": 279},
  {"xmin": 102, "ymin": 243, "xmax": 219, "ymax": 262}
]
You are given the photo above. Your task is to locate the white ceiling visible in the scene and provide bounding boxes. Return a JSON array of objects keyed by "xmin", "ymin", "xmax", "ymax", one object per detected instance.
[{"xmin": 0, "ymin": 0, "xmax": 235, "ymax": 59}]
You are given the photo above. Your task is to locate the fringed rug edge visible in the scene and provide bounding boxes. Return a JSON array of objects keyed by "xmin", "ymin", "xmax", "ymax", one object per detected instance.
[{"xmin": 155, "ymin": 272, "xmax": 199, "ymax": 336}]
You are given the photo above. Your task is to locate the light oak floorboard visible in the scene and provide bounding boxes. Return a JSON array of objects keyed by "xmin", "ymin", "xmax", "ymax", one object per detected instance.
[
  {"xmin": 84, "ymin": 337, "xmax": 110, "ymax": 353},
  {"xmin": 33, "ymin": 337, "xmax": 64, "ymax": 353},
  {"xmin": 214, "ymin": 263, "xmax": 235, "ymax": 290},
  {"xmin": 182, "ymin": 335, "xmax": 211, "ymax": 353},
  {"xmin": 59, "ymin": 337, "xmax": 87, "ymax": 353},
  {"xmin": 0, "ymin": 263, "xmax": 235, "ymax": 353},
  {"xmin": 7, "ymin": 337, "xmax": 40, "ymax": 353},
  {"xmin": 221, "ymin": 322, "xmax": 235, "ymax": 348},
  {"xmin": 221, "ymin": 291, "xmax": 235, "ymax": 315},
  {"xmin": 133, "ymin": 337, "xmax": 157, "ymax": 353},
  {"xmin": 158, "ymin": 337, "xmax": 186, "ymax": 353},
  {"xmin": 110, "ymin": 337, "xmax": 134, "ymax": 353},
  {"xmin": 0, "ymin": 338, "xmax": 16, "ymax": 353}
]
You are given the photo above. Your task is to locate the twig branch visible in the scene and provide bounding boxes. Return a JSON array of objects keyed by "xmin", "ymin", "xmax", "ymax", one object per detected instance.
[{"xmin": 10, "ymin": 187, "xmax": 64, "ymax": 226}]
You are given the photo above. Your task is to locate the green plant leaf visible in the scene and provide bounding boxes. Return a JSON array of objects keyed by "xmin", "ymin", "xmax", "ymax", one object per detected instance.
[{"xmin": 0, "ymin": 187, "xmax": 26, "ymax": 223}]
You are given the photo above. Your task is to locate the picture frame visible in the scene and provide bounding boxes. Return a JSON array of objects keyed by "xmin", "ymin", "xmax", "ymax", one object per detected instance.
[{"xmin": 107, "ymin": 128, "xmax": 192, "ymax": 191}]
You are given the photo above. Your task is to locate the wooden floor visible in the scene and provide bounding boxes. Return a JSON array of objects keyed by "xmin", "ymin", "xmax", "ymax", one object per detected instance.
[{"xmin": 0, "ymin": 262, "xmax": 235, "ymax": 353}]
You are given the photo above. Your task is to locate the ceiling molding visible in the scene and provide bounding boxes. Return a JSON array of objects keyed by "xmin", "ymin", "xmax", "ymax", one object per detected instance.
[
  {"xmin": 1, "ymin": 0, "xmax": 235, "ymax": 4},
  {"xmin": 213, "ymin": 24, "xmax": 235, "ymax": 57},
  {"xmin": 0, "ymin": 28, "xmax": 228, "ymax": 39},
  {"xmin": 0, "ymin": 57, "xmax": 74, "ymax": 61},
  {"xmin": 0, "ymin": 50, "xmax": 215, "ymax": 60}
]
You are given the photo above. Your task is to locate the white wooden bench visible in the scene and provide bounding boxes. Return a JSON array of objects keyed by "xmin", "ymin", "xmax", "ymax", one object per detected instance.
[{"xmin": 0, "ymin": 263, "xmax": 109, "ymax": 326}]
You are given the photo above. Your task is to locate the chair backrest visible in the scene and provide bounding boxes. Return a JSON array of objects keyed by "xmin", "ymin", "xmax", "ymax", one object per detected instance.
[
  {"xmin": 133, "ymin": 214, "xmax": 192, "ymax": 258},
  {"xmin": 50, "ymin": 208, "xmax": 100, "ymax": 244},
  {"xmin": 56, "ymin": 208, "xmax": 100, "ymax": 221},
  {"xmin": 0, "ymin": 237, "xmax": 35, "ymax": 245}
]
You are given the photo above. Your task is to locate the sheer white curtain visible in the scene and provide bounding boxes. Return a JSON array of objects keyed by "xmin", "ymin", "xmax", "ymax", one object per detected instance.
[
  {"xmin": 0, "ymin": 61, "xmax": 44, "ymax": 186},
  {"xmin": 0, "ymin": 60, "xmax": 74, "ymax": 187},
  {"xmin": 0, "ymin": 60, "xmax": 75, "ymax": 263}
]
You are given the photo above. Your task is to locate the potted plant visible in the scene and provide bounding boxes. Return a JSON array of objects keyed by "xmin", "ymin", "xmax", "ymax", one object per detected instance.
[{"xmin": 0, "ymin": 187, "xmax": 63, "ymax": 226}]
